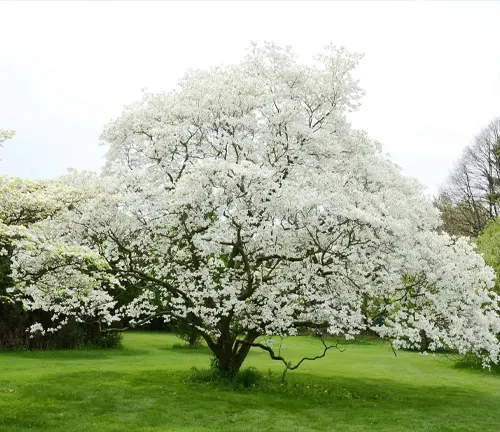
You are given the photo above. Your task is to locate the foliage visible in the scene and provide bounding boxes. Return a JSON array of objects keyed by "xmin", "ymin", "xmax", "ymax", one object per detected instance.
[
  {"xmin": 173, "ymin": 320, "xmax": 203, "ymax": 348},
  {"xmin": 88, "ymin": 329, "xmax": 123, "ymax": 348},
  {"xmin": 1, "ymin": 332, "xmax": 500, "ymax": 432},
  {"xmin": 9, "ymin": 43, "xmax": 500, "ymax": 373},
  {"xmin": 0, "ymin": 310, "xmax": 122, "ymax": 351},
  {"xmin": 437, "ymin": 117, "xmax": 500, "ymax": 236},
  {"xmin": 231, "ymin": 367, "xmax": 263, "ymax": 388},
  {"xmin": 434, "ymin": 194, "xmax": 488, "ymax": 237},
  {"xmin": 476, "ymin": 220, "xmax": 500, "ymax": 293},
  {"xmin": 0, "ymin": 302, "xmax": 29, "ymax": 350},
  {"xmin": 190, "ymin": 365, "xmax": 263, "ymax": 388}
]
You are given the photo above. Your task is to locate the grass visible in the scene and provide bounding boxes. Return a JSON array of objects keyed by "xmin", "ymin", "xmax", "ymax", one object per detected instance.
[{"xmin": 1, "ymin": 332, "xmax": 499, "ymax": 431}]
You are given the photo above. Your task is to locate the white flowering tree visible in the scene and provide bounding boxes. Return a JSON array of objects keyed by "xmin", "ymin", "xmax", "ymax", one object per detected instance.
[
  {"xmin": 10, "ymin": 44, "xmax": 500, "ymax": 374},
  {"xmin": 0, "ymin": 169, "xmax": 110, "ymax": 348}
]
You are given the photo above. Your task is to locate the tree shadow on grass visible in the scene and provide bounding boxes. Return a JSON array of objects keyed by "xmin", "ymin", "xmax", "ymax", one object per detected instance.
[
  {"xmin": 161, "ymin": 343, "xmax": 211, "ymax": 352},
  {"xmin": 1, "ymin": 342, "xmax": 214, "ymax": 363},
  {"xmin": 1, "ymin": 347, "xmax": 149, "ymax": 360},
  {"xmin": 4, "ymin": 368, "xmax": 500, "ymax": 431}
]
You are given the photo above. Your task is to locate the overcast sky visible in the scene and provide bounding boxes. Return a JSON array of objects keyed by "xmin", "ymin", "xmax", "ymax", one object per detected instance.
[{"xmin": 1, "ymin": 1, "xmax": 499, "ymax": 196}]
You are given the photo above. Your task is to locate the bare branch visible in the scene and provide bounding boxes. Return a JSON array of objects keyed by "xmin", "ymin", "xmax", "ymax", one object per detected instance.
[{"xmin": 235, "ymin": 337, "xmax": 345, "ymax": 380}]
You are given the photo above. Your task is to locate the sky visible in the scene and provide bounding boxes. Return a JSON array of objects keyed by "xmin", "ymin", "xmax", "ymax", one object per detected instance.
[{"xmin": 0, "ymin": 1, "xmax": 499, "ymax": 197}]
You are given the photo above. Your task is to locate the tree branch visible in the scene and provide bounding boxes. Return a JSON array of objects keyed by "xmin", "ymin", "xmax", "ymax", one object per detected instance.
[{"xmin": 235, "ymin": 337, "xmax": 344, "ymax": 380}]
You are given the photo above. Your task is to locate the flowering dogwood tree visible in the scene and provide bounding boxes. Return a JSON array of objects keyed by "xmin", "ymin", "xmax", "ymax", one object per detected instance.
[{"xmin": 10, "ymin": 43, "xmax": 500, "ymax": 374}]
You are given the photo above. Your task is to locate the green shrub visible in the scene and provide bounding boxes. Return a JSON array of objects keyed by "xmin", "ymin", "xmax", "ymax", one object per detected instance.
[
  {"xmin": 173, "ymin": 320, "xmax": 203, "ymax": 348},
  {"xmin": 189, "ymin": 367, "xmax": 220, "ymax": 384},
  {"xmin": 92, "ymin": 331, "xmax": 123, "ymax": 348},
  {"xmin": 0, "ymin": 312, "xmax": 122, "ymax": 351},
  {"xmin": 232, "ymin": 367, "xmax": 263, "ymax": 388},
  {"xmin": 190, "ymin": 365, "xmax": 263, "ymax": 388}
]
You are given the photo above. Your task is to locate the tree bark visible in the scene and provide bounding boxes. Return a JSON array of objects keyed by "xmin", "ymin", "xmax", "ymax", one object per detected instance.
[
  {"xmin": 188, "ymin": 330, "xmax": 200, "ymax": 348},
  {"xmin": 204, "ymin": 330, "xmax": 259, "ymax": 377}
]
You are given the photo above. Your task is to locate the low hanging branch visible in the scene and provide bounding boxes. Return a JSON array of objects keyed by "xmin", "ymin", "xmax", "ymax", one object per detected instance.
[{"xmin": 235, "ymin": 337, "xmax": 345, "ymax": 381}]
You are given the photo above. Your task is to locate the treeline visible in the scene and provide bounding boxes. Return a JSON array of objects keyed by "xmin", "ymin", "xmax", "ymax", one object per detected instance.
[{"xmin": 436, "ymin": 117, "xmax": 500, "ymax": 289}]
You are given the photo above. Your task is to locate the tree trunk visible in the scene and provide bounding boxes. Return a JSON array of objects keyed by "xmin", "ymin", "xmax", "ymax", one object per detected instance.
[
  {"xmin": 85, "ymin": 322, "xmax": 101, "ymax": 345},
  {"xmin": 188, "ymin": 330, "xmax": 200, "ymax": 348},
  {"xmin": 204, "ymin": 331, "xmax": 259, "ymax": 377}
]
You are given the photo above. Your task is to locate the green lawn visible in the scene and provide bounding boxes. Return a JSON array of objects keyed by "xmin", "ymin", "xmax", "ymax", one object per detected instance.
[{"xmin": 1, "ymin": 332, "xmax": 499, "ymax": 431}]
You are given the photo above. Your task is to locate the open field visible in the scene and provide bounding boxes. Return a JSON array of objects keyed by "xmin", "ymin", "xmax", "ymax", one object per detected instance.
[{"xmin": 1, "ymin": 332, "xmax": 499, "ymax": 431}]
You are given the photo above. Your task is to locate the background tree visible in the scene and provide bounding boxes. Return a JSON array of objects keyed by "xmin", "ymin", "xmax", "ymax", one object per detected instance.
[
  {"xmin": 0, "ymin": 175, "xmax": 71, "ymax": 348},
  {"xmin": 9, "ymin": 43, "xmax": 500, "ymax": 374},
  {"xmin": 437, "ymin": 117, "xmax": 500, "ymax": 236},
  {"xmin": 0, "ymin": 171, "xmax": 121, "ymax": 349}
]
